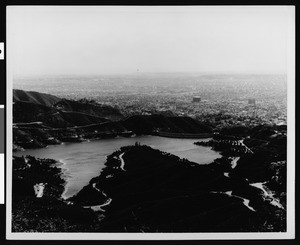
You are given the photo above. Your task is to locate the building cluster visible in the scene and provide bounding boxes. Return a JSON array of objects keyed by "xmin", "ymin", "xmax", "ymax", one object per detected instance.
[
  {"xmin": 97, "ymin": 92, "xmax": 286, "ymax": 129},
  {"xmin": 20, "ymin": 74, "xmax": 286, "ymax": 130}
]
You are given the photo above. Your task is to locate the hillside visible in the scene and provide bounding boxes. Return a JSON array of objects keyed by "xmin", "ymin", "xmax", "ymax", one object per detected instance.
[
  {"xmin": 55, "ymin": 99, "xmax": 123, "ymax": 121},
  {"xmin": 70, "ymin": 144, "xmax": 286, "ymax": 232},
  {"xmin": 13, "ymin": 101, "xmax": 72, "ymax": 128},
  {"xmin": 121, "ymin": 114, "xmax": 211, "ymax": 134},
  {"xmin": 13, "ymin": 90, "xmax": 213, "ymax": 150},
  {"xmin": 12, "ymin": 144, "xmax": 286, "ymax": 232},
  {"xmin": 12, "ymin": 156, "xmax": 98, "ymax": 232},
  {"xmin": 13, "ymin": 89, "xmax": 61, "ymax": 107}
]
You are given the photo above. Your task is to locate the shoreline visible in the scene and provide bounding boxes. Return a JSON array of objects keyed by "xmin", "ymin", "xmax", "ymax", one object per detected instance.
[
  {"xmin": 70, "ymin": 144, "xmax": 286, "ymax": 232},
  {"xmin": 56, "ymin": 159, "xmax": 71, "ymax": 200},
  {"xmin": 12, "ymin": 139, "xmax": 287, "ymax": 232},
  {"xmin": 13, "ymin": 136, "xmax": 216, "ymax": 200}
]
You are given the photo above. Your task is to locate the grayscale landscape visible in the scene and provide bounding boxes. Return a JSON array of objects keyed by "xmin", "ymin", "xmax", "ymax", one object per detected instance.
[{"xmin": 9, "ymin": 6, "xmax": 291, "ymax": 234}]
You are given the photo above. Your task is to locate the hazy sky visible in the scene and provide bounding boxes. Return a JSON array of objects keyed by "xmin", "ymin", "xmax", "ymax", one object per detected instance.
[{"xmin": 7, "ymin": 6, "xmax": 293, "ymax": 76}]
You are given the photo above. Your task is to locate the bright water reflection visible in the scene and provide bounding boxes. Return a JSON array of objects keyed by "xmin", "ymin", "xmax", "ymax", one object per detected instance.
[{"xmin": 14, "ymin": 136, "xmax": 221, "ymax": 198}]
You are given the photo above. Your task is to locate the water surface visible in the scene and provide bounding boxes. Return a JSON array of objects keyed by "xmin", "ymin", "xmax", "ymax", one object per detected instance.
[{"xmin": 14, "ymin": 136, "xmax": 221, "ymax": 198}]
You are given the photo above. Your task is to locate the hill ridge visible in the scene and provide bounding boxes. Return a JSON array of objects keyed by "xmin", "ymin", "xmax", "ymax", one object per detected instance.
[{"xmin": 13, "ymin": 89, "xmax": 61, "ymax": 107}]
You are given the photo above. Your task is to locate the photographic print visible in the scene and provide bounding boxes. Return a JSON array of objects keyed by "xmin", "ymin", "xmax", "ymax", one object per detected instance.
[{"xmin": 6, "ymin": 6, "xmax": 295, "ymax": 239}]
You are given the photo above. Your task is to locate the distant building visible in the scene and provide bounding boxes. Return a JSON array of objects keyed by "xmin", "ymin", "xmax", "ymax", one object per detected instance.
[
  {"xmin": 248, "ymin": 99, "xmax": 256, "ymax": 105},
  {"xmin": 192, "ymin": 96, "xmax": 201, "ymax": 103}
]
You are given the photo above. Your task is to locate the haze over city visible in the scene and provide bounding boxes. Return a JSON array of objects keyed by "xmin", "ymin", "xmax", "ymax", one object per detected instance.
[{"xmin": 8, "ymin": 6, "xmax": 291, "ymax": 77}]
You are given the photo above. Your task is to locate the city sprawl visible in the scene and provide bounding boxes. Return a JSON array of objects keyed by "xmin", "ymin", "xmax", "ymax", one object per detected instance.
[{"xmin": 14, "ymin": 74, "xmax": 287, "ymax": 130}]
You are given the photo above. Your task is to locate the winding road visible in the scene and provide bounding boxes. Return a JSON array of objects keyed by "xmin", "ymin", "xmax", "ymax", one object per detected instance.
[
  {"xmin": 119, "ymin": 152, "xmax": 126, "ymax": 171},
  {"xmin": 211, "ymin": 190, "xmax": 256, "ymax": 212},
  {"xmin": 83, "ymin": 183, "xmax": 112, "ymax": 212},
  {"xmin": 249, "ymin": 182, "xmax": 284, "ymax": 209}
]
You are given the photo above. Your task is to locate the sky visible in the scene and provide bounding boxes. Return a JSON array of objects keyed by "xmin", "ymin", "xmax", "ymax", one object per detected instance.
[{"xmin": 7, "ymin": 6, "xmax": 294, "ymax": 77}]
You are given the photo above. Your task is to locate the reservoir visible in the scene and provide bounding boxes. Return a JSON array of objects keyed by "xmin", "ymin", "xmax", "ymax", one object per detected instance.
[{"xmin": 14, "ymin": 135, "xmax": 221, "ymax": 199}]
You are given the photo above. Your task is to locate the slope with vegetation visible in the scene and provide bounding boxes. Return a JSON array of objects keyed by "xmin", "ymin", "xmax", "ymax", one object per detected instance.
[
  {"xmin": 13, "ymin": 89, "xmax": 213, "ymax": 150},
  {"xmin": 70, "ymin": 143, "xmax": 286, "ymax": 232}
]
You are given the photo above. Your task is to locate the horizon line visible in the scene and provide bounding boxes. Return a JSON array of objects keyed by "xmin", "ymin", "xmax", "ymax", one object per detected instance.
[{"xmin": 13, "ymin": 71, "xmax": 287, "ymax": 79}]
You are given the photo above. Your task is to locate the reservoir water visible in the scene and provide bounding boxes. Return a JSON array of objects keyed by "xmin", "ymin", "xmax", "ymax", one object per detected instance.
[{"xmin": 14, "ymin": 135, "xmax": 221, "ymax": 199}]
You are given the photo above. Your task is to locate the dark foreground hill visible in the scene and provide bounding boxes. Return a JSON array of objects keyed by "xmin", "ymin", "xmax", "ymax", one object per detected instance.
[
  {"xmin": 12, "ymin": 156, "xmax": 99, "ymax": 232},
  {"xmin": 12, "ymin": 143, "xmax": 286, "ymax": 232},
  {"xmin": 70, "ymin": 144, "xmax": 286, "ymax": 232}
]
